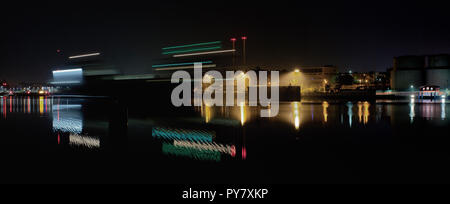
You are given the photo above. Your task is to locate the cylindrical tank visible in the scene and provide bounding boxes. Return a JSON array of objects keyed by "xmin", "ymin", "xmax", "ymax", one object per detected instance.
[
  {"xmin": 394, "ymin": 55, "xmax": 425, "ymax": 70},
  {"xmin": 427, "ymin": 54, "xmax": 450, "ymax": 68},
  {"xmin": 425, "ymin": 69, "xmax": 450, "ymax": 89},
  {"xmin": 391, "ymin": 69, "xmax": 423, "ymax": 90}
]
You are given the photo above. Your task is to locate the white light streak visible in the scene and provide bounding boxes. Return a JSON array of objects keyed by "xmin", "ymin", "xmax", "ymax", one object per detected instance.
[
  {"xmin": 69, "ymin": 134, "xmax": 100, "ymax": 148},
  {"xmin": 52, "ymin": 68, "xmax": 82, "ymax": 74},
  {"xmin": 50, "ymin": 81, "xmax": 81, "ymax": 84},
  {"xmin": 68, "ymin": 53, "xmax": 100, "ymax": 59}
]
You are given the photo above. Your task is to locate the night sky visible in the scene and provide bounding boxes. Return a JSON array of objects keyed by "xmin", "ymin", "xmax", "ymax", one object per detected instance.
[{"xmin": 1, "ymin": 0, "xmax": 450, "ymax": 83}]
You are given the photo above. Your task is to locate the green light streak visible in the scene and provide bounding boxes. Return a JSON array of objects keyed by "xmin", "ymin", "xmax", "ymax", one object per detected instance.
[
  {"xmin": 162, "ymin": 46, "xmax": 222, "ymax": 55},
  {"xmin": 162, "ymin": 41, "xmax": 221, "ymax": 50},
  {"xmin": 162, "ymin": 143, "xmax": 221, "ymax": 162},
  {"xmin": 151, "ymin": 61, "xmax": 213, "ymax": 68}
]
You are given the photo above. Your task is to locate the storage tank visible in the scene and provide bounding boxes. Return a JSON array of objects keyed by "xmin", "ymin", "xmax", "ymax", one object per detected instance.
[
  {"xmin": 425, "ymin": 69, "xmax": 450, "ymax": 89},
  {"xmin": 391, "ymin": 69, "xmax": 423, "ymax": 90},
  {"xmin": 427, "ymin": 54, "xmax": 450, "ymax": 68},
  {"xmin": 394, "ymin": 55, "xmax": 425, "ymax": 70}
]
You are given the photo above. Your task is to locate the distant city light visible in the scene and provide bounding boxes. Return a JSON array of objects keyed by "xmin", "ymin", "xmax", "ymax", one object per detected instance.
[
  {"xmin": 68, "ymin": 53, "xmax": 100, "ymax": 59},
  {"xmin": 173, "ymin": 49, "xmax": 235, "ymax": 57}
]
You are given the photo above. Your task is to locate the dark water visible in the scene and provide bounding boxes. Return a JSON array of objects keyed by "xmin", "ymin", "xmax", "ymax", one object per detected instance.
[{"xmin": 0, "ymin": 95, "xmax": 449, "ymax": 183}]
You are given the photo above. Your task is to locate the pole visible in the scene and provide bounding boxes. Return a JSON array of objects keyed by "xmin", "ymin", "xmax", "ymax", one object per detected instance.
[
  {"xmin": 231, "ymin": 38, "xmax": 236, "ymax": 66},
  {"xmin": 241, "ymin": 36, "xmax": 247, "ymax": 65}
]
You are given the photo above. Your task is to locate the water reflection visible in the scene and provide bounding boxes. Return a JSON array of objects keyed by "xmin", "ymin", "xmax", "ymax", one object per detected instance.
[
  {"xmin": 322, "ymin": 101, "xmax": 328, "ymax": 123},
  {"xmin": 442, "ymin": 98, "xmax": 446, "ymax": 120},
  {"xmin": 69, "ymin": 133, "xmax": 100, "ymax": 148},
  {"xmin": 363, "ymin": 102, "xmax": 369, "ymax": 124},
  {"xmin": 152, "ymin": 126, "xmax": 238, "ymax": 162},
  {"xmin": 52, "ymin": 98, "xmax": 103, "ymax": 149},
  {"xmin": 240, "ymin": 102, "xmax": 246, "ymax": 126},
  {"xmin": 0, "ymin": 96, "xmax": 52, "ymax": 117},
  {"xmin": 347, "ymin": 102, "xmax": 353, "ymax": 127},
  {"xmin": 410, "ymin": 98, "xmax": 415, "ymax": 123},
  {"xmin": 39, "ymin": 96, "xmax": 44, "ymax": 115},
  {"xmin": 292, "ymin": 102, "xmax": 300, "ymax": 130},
  {"xmin": 1, "ymin": 96, "xmax": 449, "ymax": 163}
]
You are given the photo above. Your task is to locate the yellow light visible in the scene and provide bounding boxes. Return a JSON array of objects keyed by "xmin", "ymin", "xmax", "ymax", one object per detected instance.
[
  {"xmin": 294, "ymin": 69, "xmax": 300, "ymax": 73},
  {"xmin": 292, "ymin": 102, "xmax": 300, "ymax": 130},
  {"xmin": 240, "ymin": 102, "xmax": 246, "ymax": 126},
  {"xmin": 322, "ymin": 101, "xmax": 329, "ymax": 123},
  {"xmin": 204, "ymin": 105, "xmax": 211, "ymax": 123},
  {"xmin": 363, "ymin": 101, "xmax": 370, "ymax": 124},
  {"xmin": 357, "ymin": 102, "xmax": 363, "ymax": 123},
  {"xmin": 39, "ymin": 96, "xmax": 44, "ymax": 114}
]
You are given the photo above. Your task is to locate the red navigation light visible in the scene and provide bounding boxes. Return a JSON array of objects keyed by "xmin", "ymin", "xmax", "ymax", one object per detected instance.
[
  {"xmin": 230, "ymin": 38, "xmax": 236, "ymax": 42},
  {"xmin": 231, "ymin": 145, "xmax": 236, "ymax": 157},
  {"xmin": 241, "ymin": 36, "xmax": 247, "ymax": 40}
]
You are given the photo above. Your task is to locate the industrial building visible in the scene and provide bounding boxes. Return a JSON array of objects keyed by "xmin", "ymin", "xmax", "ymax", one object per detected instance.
[
  {"xmin": 279, "ymin": 66, "xmax": 338, "ymax": 92},
  {"xmin": 390, "ymin": 54, "xmax": 450, "ymax": 92}
]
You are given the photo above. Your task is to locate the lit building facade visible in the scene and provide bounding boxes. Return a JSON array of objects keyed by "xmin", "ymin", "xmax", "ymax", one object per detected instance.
[{"xmin": 279, "ymin": 66, "xmax": 337, "ymax": 92}]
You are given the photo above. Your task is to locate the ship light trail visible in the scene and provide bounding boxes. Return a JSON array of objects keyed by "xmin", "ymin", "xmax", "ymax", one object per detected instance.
[
  {"xmin": 68, "ymin": 53, "xmax": 100, "ymax": 59},
  {"xmin": 173, "ymin": 49, "xmax": 236, "ymax": 57},
  {"xmin": 173, "ymin": 140, "xmax": 236, "ymax": 156},
  {"xmin": 162, "ymin": 41, "xmax": 221, "ymax": 50},
  {"xmin": 52, "ymin": 68, "xmax": 82, "ymax": 74},
  {"xmin": 154, "ymin": 64, "xmax": 216, "ymax": 71},
  {"xmin": 69, "ymin": 134, "xmax": 100, "ymax": 148},
  {"xmin": 151, "ymin": 61, "xmax": 213, "ymax": 68},
  {"xmin": 162, "ymin": 46, "xmax": 222, "ymax": 55},
  {"xmin": 152, "ymin": 127, "xmax": 215, "ymax": 142}
]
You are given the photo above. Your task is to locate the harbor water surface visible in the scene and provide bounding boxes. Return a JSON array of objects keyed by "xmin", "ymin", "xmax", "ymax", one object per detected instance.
[{"xmin": 0, "ymin": 96, "xmax": 449, "ymax": 183}]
